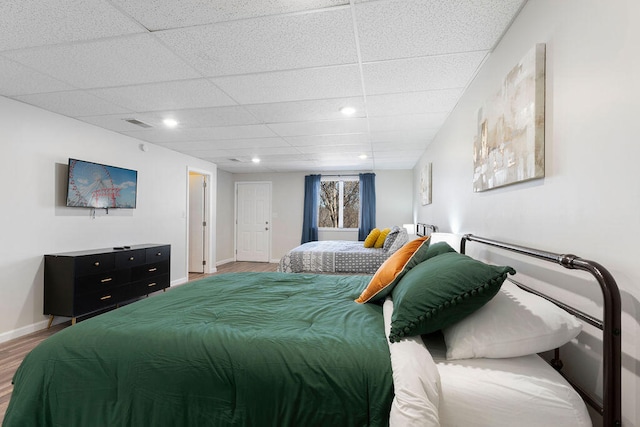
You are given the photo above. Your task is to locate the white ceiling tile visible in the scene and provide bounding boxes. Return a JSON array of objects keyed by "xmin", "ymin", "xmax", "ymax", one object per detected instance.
[
  {"xmin": 0, "ymin": 57, "xmax": 75, "ymax": 96},
  {"xmin": 363, "ymin": 52, "xmax": 488, "ymax": 95},
  {"xmin": 366, "ymin": 89, "xmax": 463, "ymax": 117},
  {"xmin": 373, "ymin": 140, "xmax": 428, "ymax": 151},
  {"xmin": 0, "ymin": 0, "xmax": 144, "ymax": 51},
  {"xmin": 112, "ymin": 0, "xmax": 348, "ymax": 31},
  {"xmin": 123, "ymin": 124, "xmax": 277, "ymax": 143},
  {"xmin": 156, "ymin": 107, "xmax": 260, "ymax": 128},
  {"xmin": 5, "ymin": 34, "xmax": 200, "ymax": 89},
  {"xmin": 369, "ymin": 129, "xmax": 438, "ymax": 144},
  {"xmin": 285, "ymin": 134, "xmax": 369, "ymax": 147},
  {"xmin": 368, "ymin": 113, "xmax": 449, "ymax": 133},
  {"xmin": 155, "ymin": 9, "xmax": 357, "ymax": 76},
  {"xmin": 79, "ymin": 106, "xmax": 259, "ymax": 132},
  {"xmin": 226, "ymin": 147, "xmax": 302, "ymax": 157},
  {"xmin": 371, "ymin": 158, "xmax": 417, "ymax": 170},
  {"xmin": 178, "ymin": 138, "xmax": 291, "ymax": 150},
  {"xmin": 268, "ymin": 119, "xmax": 368, "ymax": 137},
  {"xmin": 13, "ymin": 91, "xmax": 132, "ymax": 117},
  {"xmin": 355, "ymin": 0, "xmax": 526, "ymax": 61},
  {"xmin": 374, "ymin": 149, "xmax": 425, "ymax": 159},
  {"xmin": 211, "ymin": 65, "xmax": 363, "ymax": 104},
  {"xmin": 89, "ymin": 80, "xmax": 237, "ymax": 112},
  {"xmin": 244, "ymin": 97, "xmax": 366, "ymax": 123},
  {"xmin": 296, "ymin": 144, "xmax": 371, "ymax": 154}
]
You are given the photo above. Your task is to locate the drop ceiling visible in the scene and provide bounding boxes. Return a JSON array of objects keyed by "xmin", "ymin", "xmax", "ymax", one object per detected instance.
[{"xmin": 0, "ymin": 0, "xmax": 526, "ymax": 173}]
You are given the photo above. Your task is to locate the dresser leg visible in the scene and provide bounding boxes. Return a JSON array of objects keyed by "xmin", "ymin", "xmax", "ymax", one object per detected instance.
[
  {"xmin": 47, "ymin": 315, "xmax": 54, "ymax": 329},
  {"xmin": 71, "ymin": 317, "xmax": 77, "ymax": 325}
]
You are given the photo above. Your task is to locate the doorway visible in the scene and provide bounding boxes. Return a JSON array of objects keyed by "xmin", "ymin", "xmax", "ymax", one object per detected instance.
[
  {"xmin": 188, "ymin": 170, "xmax": 212, "ymax": 274},
  {"xmin": 235, "ymin": 182, "xmax": 271, "ymax": 262}
]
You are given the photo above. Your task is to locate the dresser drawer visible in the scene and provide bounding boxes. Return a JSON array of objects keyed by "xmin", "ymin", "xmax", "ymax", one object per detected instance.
[
  {"xmin": 131, "ymin": 261, "xmax": 169, "ymax": 281},
  {"xmin": 146, "ymin": 246, "xmax": 170, "ymax": 263},
  {"xmin": 76, "ymin": 253, "xmax": 116, "ymax": 276},
  {"xmin": 75, "ymin": 269, "xmax": 129, "ymax": 294},
  {"xmin": 75, "ymin": 286, "xmax": 127, "ymax": 315},
  {"xmin": 115, "ymin": 249, "xmax": 146, "ymax": 269},
  {"xmin": 129, "ymin": 274, "xmax": 170, "ymax": 297}
]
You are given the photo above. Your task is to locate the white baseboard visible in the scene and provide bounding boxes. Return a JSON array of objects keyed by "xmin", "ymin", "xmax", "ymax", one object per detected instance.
[
  {"xmin": 0, "ymin": 317, "xmax": 67, "ymax": 344},
  {"xmin": 171, "ymin": 277, "xmax": 189, "ymax": 287},
  {"xmin": 216, "ymin": 258, "xmax": 235, "ymax": 266},
  {"xmin": 270, "ymin": 258, "xmax": 280, "ymax": 264}
]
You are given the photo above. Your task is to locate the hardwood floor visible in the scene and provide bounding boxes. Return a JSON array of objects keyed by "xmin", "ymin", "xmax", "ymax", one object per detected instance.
[{"xmin": 0, "ymin": 261, "xmax": 278, "ymax": 424}]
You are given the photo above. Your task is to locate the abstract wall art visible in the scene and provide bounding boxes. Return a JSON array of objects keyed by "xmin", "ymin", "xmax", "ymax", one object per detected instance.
[
  {"xmin": 420, "ymin": 162, "xmax": 432, "ymax": 205},
  {"xmin": 473, "ymin": 44, "xmax": 546, "ymax": 192}
]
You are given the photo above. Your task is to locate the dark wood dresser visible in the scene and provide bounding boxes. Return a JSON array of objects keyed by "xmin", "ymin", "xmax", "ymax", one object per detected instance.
[{"xmin": 44, "ymin": 244, "xmax": 170, "ymax": 325}]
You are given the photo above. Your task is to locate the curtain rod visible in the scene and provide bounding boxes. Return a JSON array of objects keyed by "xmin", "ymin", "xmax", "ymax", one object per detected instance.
[{"xmin": 320, "ymin": 172, "xmax": 374, "ymax": 178}]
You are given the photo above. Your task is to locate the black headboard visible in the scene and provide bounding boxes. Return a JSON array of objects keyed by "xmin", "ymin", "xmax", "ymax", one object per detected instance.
[{"xmin": 460, "ymin": 234, "xmax": 622, "ymax": 427}]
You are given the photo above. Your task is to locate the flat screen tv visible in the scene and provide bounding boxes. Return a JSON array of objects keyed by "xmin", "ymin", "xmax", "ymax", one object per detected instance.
[{"xmin": 66, "ymin": 158, "xmax": 137, "ymax": 209}]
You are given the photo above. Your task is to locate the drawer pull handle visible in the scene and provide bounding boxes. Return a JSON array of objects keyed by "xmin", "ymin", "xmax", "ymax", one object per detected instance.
[
  {"xmin": 94, "ymin": 262, "xmax": 100, "ymax": 267},
  {"xmin": 148, "ymin": 282, "xmax": 157, "ymax": 287},
  {"xmin": 100, "ymin": 295, "xmax": 112, "ymax": 300},
  {"xmin": 101, "ymin": 277, "xmax": 113, "ymax": 283},
  {"xmin": 148, "ymin": 267, "xmax": 157, "ymax": 272},
  {"xmin": 129, "ymin": 257, "xmax": 135, "ymax": 261},
  {"xmin": 156, "ymin": 252, "xmax": 162, "ymax": 256}
]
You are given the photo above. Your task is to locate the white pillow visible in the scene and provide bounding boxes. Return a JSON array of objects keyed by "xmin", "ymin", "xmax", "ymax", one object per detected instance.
[
  {"xmin": 428, "ymin": 232, "xmax": 462, "ymax": 252},
  {"xmin": 383, "ymin": 298, "xmax": 441, "ymax": 427},
  {"xmin": 443, "ymin": 281, "xmax": 583, "ymax": 360}
]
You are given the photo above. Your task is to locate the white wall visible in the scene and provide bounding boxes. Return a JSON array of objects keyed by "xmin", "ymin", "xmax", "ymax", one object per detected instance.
[
  {"xmin": 215, "ymin": 169, "xmax": 235, "ymax": 264},
  {"xmin": 222, "ymin": 170, "xmax": 413, "ymax": 262},
  {"xmin": 413, "ymin": 1, "xmax": 639, "ymax": 425},
  {"xmin": 0, "ymin": 96, "xmax": 217, "ymax": 342}
]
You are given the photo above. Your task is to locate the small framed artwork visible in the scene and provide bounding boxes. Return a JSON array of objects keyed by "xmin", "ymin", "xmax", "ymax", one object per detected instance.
[{"xmin": 420, "ymin": 162, "xmax": 432, "ymax": 205}]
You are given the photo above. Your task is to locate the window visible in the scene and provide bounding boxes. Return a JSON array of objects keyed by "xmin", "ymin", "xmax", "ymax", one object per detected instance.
[{"xmin": 318, "ymin": 178, "xmax": 360, "ymax": 229}]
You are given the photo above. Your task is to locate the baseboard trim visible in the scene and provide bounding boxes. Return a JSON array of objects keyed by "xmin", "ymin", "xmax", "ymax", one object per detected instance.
[
  {"xmin": 216, "ymin": 258, "xmax": 235, "ymax": 266},
  {"xmin": 0, "ymin": 317, "xmax": 65, "ymax": 344}
]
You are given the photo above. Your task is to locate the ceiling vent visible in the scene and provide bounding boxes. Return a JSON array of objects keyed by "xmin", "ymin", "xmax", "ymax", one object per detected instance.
[{"xmin": 123, "ymin": 118, "xmax": 152, "ymax": 128}]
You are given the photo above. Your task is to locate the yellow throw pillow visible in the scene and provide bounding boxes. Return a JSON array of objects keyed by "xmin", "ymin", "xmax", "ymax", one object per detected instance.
[
  {"xmin": 355, "ymin": 236, "xmax": 431, "ymax": 304},
  {"xmin": 364, "ymin": 228, "xmax": 381, "ymax": 248},
  {"xmin": 374, "ymin": 228, "xmax": 391, "ymax": 248}
]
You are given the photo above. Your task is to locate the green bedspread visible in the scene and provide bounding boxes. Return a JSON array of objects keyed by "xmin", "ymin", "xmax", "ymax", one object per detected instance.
[{"xmin": 5, "ymin": 272, "xmax": 393, "ymax": 427}]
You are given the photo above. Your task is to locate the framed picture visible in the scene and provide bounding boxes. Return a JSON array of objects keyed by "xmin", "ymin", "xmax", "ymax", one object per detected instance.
[
  {"xmin": 473, "ymin": 44, "xmax": 546, "ymax": 192},
  {"xmin": 420, "ymin": 162, "xmax": 432, "ymax": 205}
]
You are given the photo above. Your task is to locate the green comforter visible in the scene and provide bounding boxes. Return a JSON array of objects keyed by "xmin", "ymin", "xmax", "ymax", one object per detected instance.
[{"xmin": 5, "ymin": 272, "xmax": 393, "ymax": 426}]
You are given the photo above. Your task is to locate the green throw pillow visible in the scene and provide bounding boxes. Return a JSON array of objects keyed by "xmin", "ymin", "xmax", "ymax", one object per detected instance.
[
  {"xmin": 424, "ymin": 241, "xmax": 457, "ymax": 259},
  {"xmin": 389, "ymin": 251, "xmax": 515, "ymax": 342}
]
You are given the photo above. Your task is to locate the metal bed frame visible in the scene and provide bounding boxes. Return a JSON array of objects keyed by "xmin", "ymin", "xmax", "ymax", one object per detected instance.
[
  {"xmin": 460, "ymin": 234, "xmax": 622, "ymax": 427},
  {"xmin": 416, "ymin": 223, "xmax": 438, "ymax": 237}
]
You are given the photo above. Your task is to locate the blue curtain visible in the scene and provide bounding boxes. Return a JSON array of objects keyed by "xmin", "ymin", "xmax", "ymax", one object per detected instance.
[
  {"xmin": 301, "ymin": 174, "xmax": 321, "ymax": 244},
  {"xmin": 358, "ymin": 173, "xmax": 376, "ymax": 241}
]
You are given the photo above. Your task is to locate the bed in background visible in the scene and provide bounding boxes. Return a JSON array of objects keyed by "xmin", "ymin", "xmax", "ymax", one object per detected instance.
[
  {"xmin": 278, "ymin": 224, "xmax": 438, "ymax": 274},
  {"xmin": 4, "ymin": 232, "xmax": 621, "ymax": 427}
]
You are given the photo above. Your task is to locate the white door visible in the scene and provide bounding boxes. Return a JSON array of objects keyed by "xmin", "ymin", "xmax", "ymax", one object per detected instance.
[
  {"xmin": 188, "ymin": 174, "xmax": 206, "ymax": 273},
  {"xmin": 236, "ymin": 182, "xmax": 271, "ymax": 262}
]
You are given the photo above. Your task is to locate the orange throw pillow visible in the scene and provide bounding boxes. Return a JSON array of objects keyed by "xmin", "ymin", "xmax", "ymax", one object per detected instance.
[{"xmin": 355, "ymin": 236, "xmax": 431, "ymax": 304}]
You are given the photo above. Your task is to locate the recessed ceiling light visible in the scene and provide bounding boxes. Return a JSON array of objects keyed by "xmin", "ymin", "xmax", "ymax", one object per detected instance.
[
  {"xmin": 340, "ymin": 106, "xmax": 356, "ymax": 116},
  {"xmin": 252, "ymin": 157, "xmax": 261, "ymax": 164},
  {"xmin": 163, "ymin": 118, "xmax": 178, "ymax": 128},
  {"xmin": 359, "ymin": 154, "xmax": 368, "ymax": 159}
]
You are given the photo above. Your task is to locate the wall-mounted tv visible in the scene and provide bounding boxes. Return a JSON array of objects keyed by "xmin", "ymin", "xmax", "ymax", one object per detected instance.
[{"xmin": 66, "ymin": 158, "xmax": 137, "ymax": 209}]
